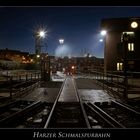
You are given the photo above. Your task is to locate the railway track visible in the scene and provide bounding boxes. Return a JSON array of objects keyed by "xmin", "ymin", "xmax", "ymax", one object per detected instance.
[
  {"xmin": 44, "ymin": 77, "xmax": 90, "ymax": 128},
  {"xmin": 87, "ymin": 100, "xmax": 140, "ymax": 128},
  {"xmin": 1, "ymin": 76, "xmax": 139, "ymax": 128},
  {"xmin": 0, "ymin": 100, "xmax": 34, "ymax": 121},
  {"xmin": 84, "ymin": 102, "xmax": 124, "ymax": 128},
  {"xmin": 0, "ymin": 100, "xmax": 52, "ymax": 128},
  {"xmin": 44, "ymin": 76, "xmax": 140, "ymax": 128},
  {"xmin": 15, "ymin": 102, "xmax": 52, "ymax": 128},
  {"xmin": 44, "ymin": 102, "xmax": 89, "ymax": 128}
]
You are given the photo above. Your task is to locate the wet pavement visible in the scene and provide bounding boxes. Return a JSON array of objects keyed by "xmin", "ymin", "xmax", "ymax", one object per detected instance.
[
  {"xmin": 22, "ymin": 88, "xmax": 60, "ymax": 103},
  {"xmin": 75, "ymin": 78, "xmax": 102, "ymax": 89},
  {"xmin": 78, "ymin": 89, "xmax": 113, "ymax": 103},
  {"xmin": 75, "ymin": 78, "xmax": 114, "ymax": 103}
]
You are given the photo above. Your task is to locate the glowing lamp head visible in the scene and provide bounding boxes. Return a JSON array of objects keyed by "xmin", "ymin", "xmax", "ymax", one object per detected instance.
[
  {"xmin": 39, "ymin": 31, "xmax": 45, "ymax": 38},
  {"xmin": 100, "ymin": 30, "xmax": 107, "ymax": 36},
  {"xmin": 37, "ymin": 55, "xmax": 40, "ymax": 58},
  {"xmin": 99, "ymin": 39, "xmax": 103, "ymax": 42},
  {"xmin": 131, "ymin": 21, "xmax": 138, "ymax": 28},
  {"xmin": 71, "ymin": 66, "xmax": 75, "ymax": 69},
  {"xmin": 59, "ymin": 39, "xmax": 64, "ymax": 44}
]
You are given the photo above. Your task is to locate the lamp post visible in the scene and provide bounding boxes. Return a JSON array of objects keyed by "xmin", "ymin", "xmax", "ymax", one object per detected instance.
[
  {"xmin": 34, "ymin": 29, "xmax": 46, "ymax": 66},
  {"xmin": 100, "ymin": 30, "xmax": 107, "ymax": 74},
  {"xmin": 58, "ymin": 39, "xmax": 64, "ymax": 72},
  {"xmin": 34, "ymin": 28, "xmax": 48, "ymax": 82},
  {"xmin": 59, "ymin": 39, "xmax": 64, "ymax": 58}
]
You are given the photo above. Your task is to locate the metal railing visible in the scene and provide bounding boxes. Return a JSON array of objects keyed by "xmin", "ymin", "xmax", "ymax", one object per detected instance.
[
  {"xmin": 78, "ymin": 70, "xmax": 137, "ymax": 100},
  {"xmin": 0, "ymin": 71, "xmax": 41, "ymax": 99}
]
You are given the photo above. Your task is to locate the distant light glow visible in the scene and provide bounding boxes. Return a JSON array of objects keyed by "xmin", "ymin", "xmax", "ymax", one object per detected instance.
[
  {"xmin": 84, "ymin": 54, "xmax": 87, "ymax": 57},
  {"xmin": 37, "ymin": 55, "xmax": 40, "ymax": 58},
  {"xmin": 59, "ymin": 39, "xmax": 64, "ymax": 44},
  {"xmin": 71, "ymin": 66, "xmax": 75, "ymax": 69},
  {"xmin": 55, "ymin": 44, "xmax": 72, "ymax": 57},
  {"xmin": 131, "ymin": 21, "xmax": 138, "ymax": 28},
  {"xmin": 101, "ymin": 30, "xmax": 107, "ymax": 36},
  {"xmin": 68, "ymin": 54, "xmax": 71, "ymax": 59},
  {"xmin": 99, "ymin": 39, "xmax": 103, "ymax": 42}
]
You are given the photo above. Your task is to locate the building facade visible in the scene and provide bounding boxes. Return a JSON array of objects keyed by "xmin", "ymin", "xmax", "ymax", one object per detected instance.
[
  {"xmin": 49, "ymin": 55, "xmax": 104, "ymax": 74},
  {"xmin": 101, "ymin": 17, "xmax": 140, "ymax": 74},
  {"xmin": 0, "ymin": 48, "xmax": 34, "ymax": 69}
]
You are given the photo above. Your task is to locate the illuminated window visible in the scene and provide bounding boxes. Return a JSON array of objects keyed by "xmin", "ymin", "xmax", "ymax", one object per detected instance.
[
  {"xmin": 117, "ymin": 63, "xmax": 123, "ymax": 71},
  {"xmin": 122, "ymin": 32, "xmax": 134, "ymax": 35},
  {"xmin": 128, "ymin": 43, "xmax": 134, "ymax": 51},
  {"xmin": 121, "ymin": 32, "xmax": 135, "ymax": 42}
]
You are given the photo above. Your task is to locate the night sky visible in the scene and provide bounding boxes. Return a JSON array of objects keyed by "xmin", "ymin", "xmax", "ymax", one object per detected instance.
[{"xmin": 1, "ymin": 6, "xmax": 140, "ymax": 58}]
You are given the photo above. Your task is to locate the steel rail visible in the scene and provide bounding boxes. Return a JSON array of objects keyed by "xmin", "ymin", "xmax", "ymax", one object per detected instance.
[
  {"xmin": 87, "ymin": 102, "xmax": 125, "ymax": 128},
  {"xmin": 44, "ymin": 78, "xmax": 66, "ymax": 128},
  {"xmin": 73, "ymin": 77, "xmax": 91, "ymax": 128}
]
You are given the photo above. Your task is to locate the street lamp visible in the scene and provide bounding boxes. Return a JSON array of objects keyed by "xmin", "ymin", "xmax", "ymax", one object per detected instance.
[
  {"xmin": 34, "ymin": 29, "xmax": 46, "ymax": 57},
  {"xmin": 71, "ymin": 66, "xmax": 75, "ymax": 70},
  {"xmin": 34, "ymin": 28, "xmax": 47, "ymax": 77},
  {"xmin": 36, "ymin": 54, "xmax": 40, "ymax": 58},
  {"xmin": 100, "ymin": 30, "xmax": 107, "ymax": 36},
  {"xmin": 99, "ymin": 39, "xmax": 103, "ymax": 42},
  {"xmin": 59, "ymin": 39, "xmax": 64, "ymax": 44},
  {"xmin": 59, "ymin": 39, "xmax": 64, "ymax": 58},
  {"xmin": 100, "ymin": 29, "xmax": 107, "ymax": 74},
  {"xmin": 39, "ymin": 30, "xmax": 46, "ymax": 38}
]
